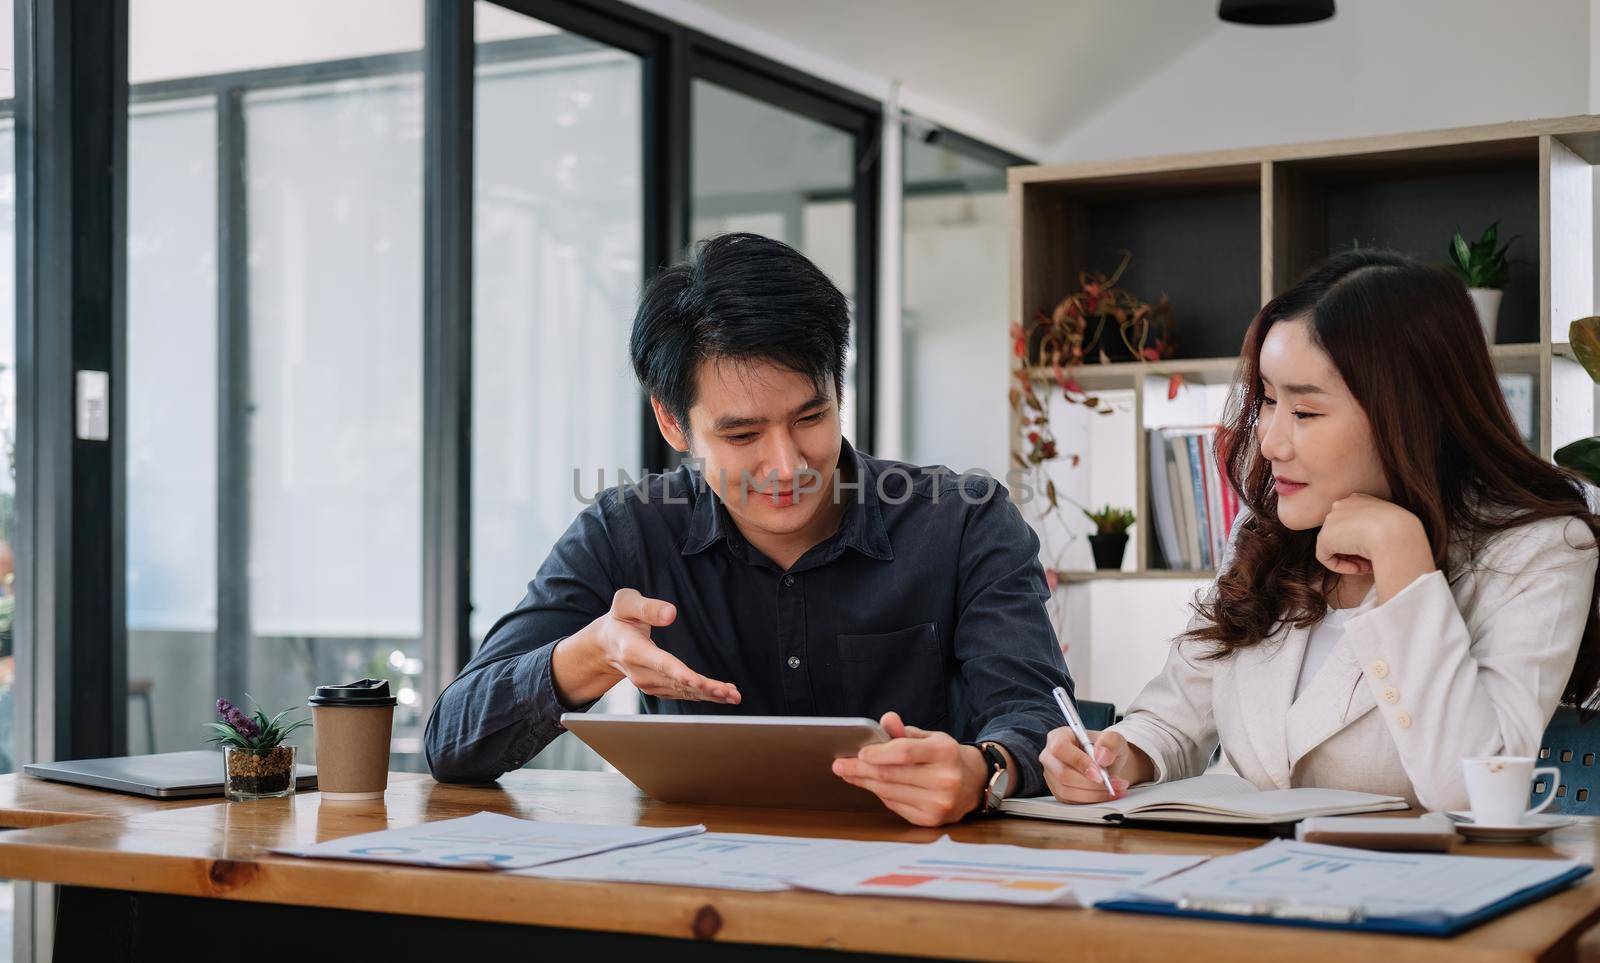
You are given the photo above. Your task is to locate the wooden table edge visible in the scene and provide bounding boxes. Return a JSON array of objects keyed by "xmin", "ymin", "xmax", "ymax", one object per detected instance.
[{"xmin": 0, "ymin": 837, "xmax": 1583, "ymax": 963}]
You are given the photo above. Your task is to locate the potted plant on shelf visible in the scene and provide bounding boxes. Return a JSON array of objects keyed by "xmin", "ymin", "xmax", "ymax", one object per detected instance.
[
  {"xmin": 1082, "ymin": 504, "xmax": 1136, "ymax": 570},
  {"xmin": 1554, "ymin": 316, "xmax": 1600, "ymax": 484},
  {"xmin": 1447, "ymin": 222, "xmax": 1516, "ymax": 344},
  {"xmin": 207, "ymin": 697, "xmax": 309, "ymax": 802}
]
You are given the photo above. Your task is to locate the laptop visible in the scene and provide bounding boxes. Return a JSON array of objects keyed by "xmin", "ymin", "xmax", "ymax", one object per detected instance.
[{"xmin": 24, "ymin": 750, "xmax": 318, "ymax": 798}]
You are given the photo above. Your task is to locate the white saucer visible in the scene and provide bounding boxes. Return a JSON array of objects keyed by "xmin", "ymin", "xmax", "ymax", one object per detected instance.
[{"xmin": 1446, "ymin": 811, "xmax": 1574, "ymax": 842}]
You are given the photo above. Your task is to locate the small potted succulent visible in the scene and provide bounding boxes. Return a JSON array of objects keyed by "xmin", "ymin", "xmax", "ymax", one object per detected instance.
[
  {"xmin": 207, "ymin": 697, "xmax": 308, "ymax": 802},
  {"xmin": 1447, "ymin": 222, "xmax": 1516, "ymax": 343},
  {"xmin": 1082, "ymin": 504, "xmax": 1136, "ymax": 570}
]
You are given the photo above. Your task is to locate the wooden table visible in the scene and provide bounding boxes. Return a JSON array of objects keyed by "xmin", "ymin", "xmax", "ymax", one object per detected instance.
[{"xmin": 0, "ymin": 769, "xmax": 1595, "ymax": 961}]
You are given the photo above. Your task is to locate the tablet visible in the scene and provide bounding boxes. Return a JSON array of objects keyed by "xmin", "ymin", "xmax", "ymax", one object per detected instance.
[{"xmin": 560, "ymin": 713, "xmax": 890, "ymax": 811}]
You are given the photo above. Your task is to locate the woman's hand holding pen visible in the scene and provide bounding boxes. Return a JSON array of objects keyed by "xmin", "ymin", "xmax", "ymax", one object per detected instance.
[{"xmin": 1040, "ymin": 728, "xmax": 1153, "ymax": 803}]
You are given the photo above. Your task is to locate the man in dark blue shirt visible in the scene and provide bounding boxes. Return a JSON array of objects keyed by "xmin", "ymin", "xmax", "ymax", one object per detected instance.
[{"xmin": 425, "ymin": 233, "xmax": 1077, "ymax": 826}]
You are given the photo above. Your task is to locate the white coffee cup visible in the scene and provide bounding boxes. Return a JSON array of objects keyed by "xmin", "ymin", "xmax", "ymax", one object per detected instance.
[{"xmin": 1461, "ymin": 756, "xmax": 1561, "ymax": 826}]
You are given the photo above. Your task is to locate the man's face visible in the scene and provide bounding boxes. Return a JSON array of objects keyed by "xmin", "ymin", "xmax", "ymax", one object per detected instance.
[{"xmin": 657, "ymin": 358, "xmax": 843, "ymax": 542}]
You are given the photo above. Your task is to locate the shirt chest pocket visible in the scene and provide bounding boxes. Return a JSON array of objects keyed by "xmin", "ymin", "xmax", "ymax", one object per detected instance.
[{"xmin": 836, "ymin": 622, "xmax": 947, "ymax": 731}]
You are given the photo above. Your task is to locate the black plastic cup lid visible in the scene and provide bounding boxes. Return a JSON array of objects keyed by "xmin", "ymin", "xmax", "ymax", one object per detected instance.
[{"xmin": 307, "ymin": 678, "xmax": 398, "ymax": 708}]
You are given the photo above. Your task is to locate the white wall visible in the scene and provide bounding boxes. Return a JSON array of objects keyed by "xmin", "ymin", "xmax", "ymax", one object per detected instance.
[
  {"xmin": 630, "ymin": 0, "xmax": 1039, "ymax": 160},
  {"xmin": 1048, "ymin": 0, "xmax": 1592, "ymax": 163},
  {"xmin": 901, "ymin": 190, "xmax": 1010, "ymax": 479},
  {"xmin": 1593, "ymin": 0, "xmax": 1600, "ymax": 112}
]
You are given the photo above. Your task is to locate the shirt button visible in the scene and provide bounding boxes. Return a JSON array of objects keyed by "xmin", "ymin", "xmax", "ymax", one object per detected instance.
[
  {"xmin": 1395, "ymin": 710, "xmax": 1413, "ymax": 730},
  {"xmin": 783, "ymin": 575, "xmax": 796, "ymax": 587},
  {"xmin": 1381, "ymin": 686, "xmax": 1400, "ymax": 705},
  {"xmin": 787, "ymin": 656, "xmax": 801, "ymax": 669},
  {"xmin": 1370, "ymin": 659, "xmax": 1390, "ymax": 679}
]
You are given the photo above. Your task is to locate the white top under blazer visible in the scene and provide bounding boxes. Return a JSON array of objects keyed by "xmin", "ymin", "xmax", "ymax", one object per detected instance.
[{"xmin": 1109, "ymin": 515, "xmax": 1598, "ymax": 811}]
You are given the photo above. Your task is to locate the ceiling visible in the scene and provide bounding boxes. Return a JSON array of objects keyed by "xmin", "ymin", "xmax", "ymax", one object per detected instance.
[{"xmin": 682, "ymin": 0, "xmax": 1219, "ymax": 159}]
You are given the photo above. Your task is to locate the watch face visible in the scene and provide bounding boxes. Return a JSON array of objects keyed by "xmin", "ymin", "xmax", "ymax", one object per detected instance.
[
  {"xmin": 988, "ymin": 768, "xmax": 1010, "ymax": 807},
  {"xmin": 981, "ymin": 744, "xmax": 1010, "ymax": 811}
]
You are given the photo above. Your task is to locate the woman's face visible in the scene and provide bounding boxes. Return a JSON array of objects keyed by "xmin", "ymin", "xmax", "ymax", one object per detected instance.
[{"xmin": 1255, "ymin": 318, "xmax": 1390, "ymax": 530}]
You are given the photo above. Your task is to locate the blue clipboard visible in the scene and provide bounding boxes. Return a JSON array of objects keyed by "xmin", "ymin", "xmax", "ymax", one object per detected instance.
[{"xmin": 1096, "ymin": 863, "xmax": 1592, "ymax": 936}]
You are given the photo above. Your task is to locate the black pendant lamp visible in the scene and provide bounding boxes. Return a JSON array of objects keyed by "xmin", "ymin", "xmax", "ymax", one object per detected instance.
[{"xmin": 1219, "ymin": 0, "xmax": 1335, "ymax": 25}]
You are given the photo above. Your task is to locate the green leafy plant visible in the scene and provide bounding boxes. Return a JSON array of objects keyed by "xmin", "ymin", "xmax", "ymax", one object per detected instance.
[
  {"xmin": 1448, "ymin": 222, "xmax": 1516, "ymax": 289},
  {"xmin": 1081, "ymin": 504, "xmax": 1136, "ymax": 536},
  {"xmin": 1556, "ymin": 316, "xmax": 1600, "ymax": 484},
  {"xmin": 206, "ymin": 697, "xmax": 309, "ymax": 751}
]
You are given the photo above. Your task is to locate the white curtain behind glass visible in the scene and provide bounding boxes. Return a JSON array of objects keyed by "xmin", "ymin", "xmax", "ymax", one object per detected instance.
[
  {"xmin": 126, "ymin": 100, "xmax": 218, "ymax": 632},
  {"xmin": 244, "ymin": 78, "xmax": 424, "ymax": 641},
  {"xmin": 471, "ymin": 51, "xmax": 642, "ymax": 643}
]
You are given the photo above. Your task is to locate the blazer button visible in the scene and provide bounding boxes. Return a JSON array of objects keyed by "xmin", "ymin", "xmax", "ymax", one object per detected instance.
[
  {"xmin": 1395, "ymin": 710, "xmax": 1413, "ymax": 729},
  {"xmin": 1370, "ymin": 659, "xmax": 1390, "ymax": 679},
  {"xmin": 787, "ymin": 656, "xmax": 801, "ymax": 669},
  {"xmin": 1381, "ymin": 686, "xmax": 1400, "ymax": 704}
]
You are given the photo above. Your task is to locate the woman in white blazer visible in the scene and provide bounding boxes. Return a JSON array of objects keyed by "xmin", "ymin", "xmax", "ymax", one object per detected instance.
[{"xmin": 1042, "ymin": 250, "xmax": 1600, "ymax": 812}]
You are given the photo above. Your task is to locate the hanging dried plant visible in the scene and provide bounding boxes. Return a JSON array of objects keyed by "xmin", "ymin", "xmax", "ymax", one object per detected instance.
[{"xmin": 1009, "ymin": 251, "xmax": 1181, "ymax": 473}]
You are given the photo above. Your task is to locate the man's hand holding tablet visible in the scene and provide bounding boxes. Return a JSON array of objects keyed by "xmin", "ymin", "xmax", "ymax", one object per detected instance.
[{"xmin": 833, "ymin": 712, "xmax": 1016, "ymax": 827}]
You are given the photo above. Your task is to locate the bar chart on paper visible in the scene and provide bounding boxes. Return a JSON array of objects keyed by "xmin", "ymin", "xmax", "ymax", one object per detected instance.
[
  {"xmin": 522, "ymin": 832, "xmax": 909, "ymax": 891},
  {"xmin": 793, "ymin": 838, "xmax": 1205, "ymax": 906},
  {"xmin": 1119, "ymin": 840, "xmax": 1591, "ymax": 920},
  {"xmin": 274, "ymin": 812, "xmax": 705, "ymax": 870}
]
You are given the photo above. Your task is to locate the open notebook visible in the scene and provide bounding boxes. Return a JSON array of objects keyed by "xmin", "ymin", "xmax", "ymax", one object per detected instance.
[{"xmin": 1000, "ymin": 773, "xmax": 1408, "ymax": 826}]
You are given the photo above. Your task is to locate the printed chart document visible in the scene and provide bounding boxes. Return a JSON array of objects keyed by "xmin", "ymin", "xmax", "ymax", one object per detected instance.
[
  {"xmin": 1107, "ymin": 839, "xmax": 1590, "ymax": 927},
  {"xmin": 519, "ymin": 832, "xmax": 912, "ymax": 892},
  {"xmin": 791, "ymin": 836, "xmax": 1206, "ymax": 907},
  {"xmin": 1000, "ymin": 773, "xmax": 1407, "ymax": 826},
  {"xmin": 273, "ymin": 812, "xmax": 705, "ymax": 870}
]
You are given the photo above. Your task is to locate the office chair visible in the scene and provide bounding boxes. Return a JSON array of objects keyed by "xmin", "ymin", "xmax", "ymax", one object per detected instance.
[
  {"xmin": 1075, "ymin": 699, "xmax": 1119, "ymax": 732},
  {"xmin": 1536, "ymin": 706, "xmax": 1600, "ymax": 815},
  {"xmin": 128, "ymin": 677, "xmax": 156, "ymax": 754}
]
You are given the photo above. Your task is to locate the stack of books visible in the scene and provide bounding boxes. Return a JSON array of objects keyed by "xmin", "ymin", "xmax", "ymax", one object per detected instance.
[{"xmin": 1147, "ymin": 426, "xmax": 1239, "ymax": 571}]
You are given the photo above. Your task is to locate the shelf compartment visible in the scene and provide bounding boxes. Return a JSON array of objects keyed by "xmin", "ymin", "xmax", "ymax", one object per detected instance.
[
  {"xmin": 1016, "ymin": 165, "xmax": 1261, "ymax": 367},
  {"xmin": 1270, "ymin": 148, "xmax": 1542, "ymax": 345},
  {"xmin": 1028, "ymin": 343, "xmax": 1536, "ymax": 392},
  {"xmin": 1054, "ymin": 569, "xmax": 1215, "ymax": 582}
]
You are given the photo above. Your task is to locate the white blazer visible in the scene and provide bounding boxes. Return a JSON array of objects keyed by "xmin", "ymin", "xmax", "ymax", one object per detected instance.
[{"xmin": 1109, "ymin": 515, "xmax": 1598, "ymax": 811}]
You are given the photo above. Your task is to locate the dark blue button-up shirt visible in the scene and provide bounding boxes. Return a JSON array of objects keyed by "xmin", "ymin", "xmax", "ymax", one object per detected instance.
[{"xmin": 425, "ymin": 439, "xmax": 1074, "ymax": 799}]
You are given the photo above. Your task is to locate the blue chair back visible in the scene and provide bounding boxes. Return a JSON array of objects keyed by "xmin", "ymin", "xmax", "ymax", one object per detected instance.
[{"xmin": 1537, "ymin": 706, "xmax": 1600, "ymax": 815}]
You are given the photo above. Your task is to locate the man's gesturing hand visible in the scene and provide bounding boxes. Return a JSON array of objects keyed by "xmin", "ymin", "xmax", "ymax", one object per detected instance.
[
  {"xmin": 552, "ymin": 588, "xmax": 741, "ymax": 708},
  {"xmin": 831, "ymin": 711, "xmax": 993, "ymax": 827}
]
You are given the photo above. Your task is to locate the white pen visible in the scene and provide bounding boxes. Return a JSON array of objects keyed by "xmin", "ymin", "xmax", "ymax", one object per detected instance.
[{"xmin": 1052, "ymin": 686, "xmax": 1118, "ymax": 797}]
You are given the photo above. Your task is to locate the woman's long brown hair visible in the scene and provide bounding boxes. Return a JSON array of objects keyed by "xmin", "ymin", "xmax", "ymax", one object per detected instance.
[{"xmin": 1191, "ymin": 249, "xmax": 1600, "ymax": 710}]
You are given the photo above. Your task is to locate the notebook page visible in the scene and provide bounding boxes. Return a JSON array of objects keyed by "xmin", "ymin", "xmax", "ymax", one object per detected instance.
[
  {"xmin": 1098, "ymin": 773, "xmax": 1260, "ymax": 815},
  {"xmin": 1139, "ymin": 787, "xmax": 1405, "ymax": 820},
  {"xmin": 1002, "ymin": 773, "xmax": 1258, "ymax": 819}
]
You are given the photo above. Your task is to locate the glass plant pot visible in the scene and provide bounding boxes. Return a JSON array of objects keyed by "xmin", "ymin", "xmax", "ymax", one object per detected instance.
[{"xmin": 223, "ymin": 745, "xmax": 297, "ymax": 801}]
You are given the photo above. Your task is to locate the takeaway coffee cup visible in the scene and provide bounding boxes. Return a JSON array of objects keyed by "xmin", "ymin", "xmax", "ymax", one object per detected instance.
[{"xmin": 308, "ymin": 678, "xmax": 397, "ymax": 800}]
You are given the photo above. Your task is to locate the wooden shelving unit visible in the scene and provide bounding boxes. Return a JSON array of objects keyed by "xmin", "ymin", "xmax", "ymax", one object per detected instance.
[
  {"xmin": 1011, "ymin": 115, "xmax": 1600, "ymax": 582},
  {"xmin": 1055, "ymin": 568, "xmax": 1215, "ymax": 583}
]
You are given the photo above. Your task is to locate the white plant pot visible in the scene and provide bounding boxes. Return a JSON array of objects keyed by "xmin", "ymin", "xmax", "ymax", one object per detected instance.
[{"xmin": 1468, "ymin": 287, "xmax": 1503, "ymax": 344}]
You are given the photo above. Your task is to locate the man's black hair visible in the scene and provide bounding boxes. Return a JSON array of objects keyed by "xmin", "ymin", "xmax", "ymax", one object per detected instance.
[{"xmin": 629, "ymin": 232, "xmax": 851, "ymax": 433}]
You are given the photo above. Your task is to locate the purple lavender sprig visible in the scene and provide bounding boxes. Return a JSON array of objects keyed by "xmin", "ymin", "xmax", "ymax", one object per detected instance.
[
  {"xmin": 216, "ymin": 699, "xmax": 260, "ymax": 739},
  {"xmin": 205, "ymin": 695, "xmax": 309, "ymax": 751}
]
